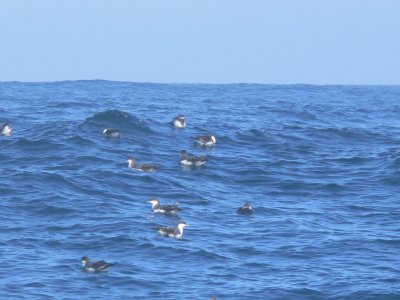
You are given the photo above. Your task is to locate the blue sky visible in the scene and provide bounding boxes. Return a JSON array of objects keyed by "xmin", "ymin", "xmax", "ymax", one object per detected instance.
[{"xmin": 1, "ymin": 0, "xmax": 399, "ymax": 84}]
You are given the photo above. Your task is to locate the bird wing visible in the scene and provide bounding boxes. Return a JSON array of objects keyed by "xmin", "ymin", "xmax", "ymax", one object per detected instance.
[
  {"xmin": 142, "ymin": 164, "xmax": 160, "ymax": 172},
  {"xmin": 159, "ymin": 226, "xmax": 175, "ymax": 235},
  {"xmin": 161, "ymin": 204, "xmax": 180, "ymax": 212},
  {"xmin": 190, "ymin": 156, "xmax": 207, "ymax": 163},
  {"xmin": 92, "ymin": 260, "xmax": 112, "ymax": 270}
]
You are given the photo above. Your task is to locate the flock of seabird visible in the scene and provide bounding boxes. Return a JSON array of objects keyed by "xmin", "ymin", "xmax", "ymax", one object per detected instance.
[
  {"xmin": 105, "ymin": 115, "xmax": 251, "ymax": 251},
  {"xmin": 1, "ymin": 115, "xmax": 253, "ymax": 299}
]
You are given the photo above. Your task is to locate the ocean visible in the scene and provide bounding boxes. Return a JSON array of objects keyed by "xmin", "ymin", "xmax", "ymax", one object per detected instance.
[{"xmin": 0, "ymin": 81, "xmax": 399, "ymax": 299}]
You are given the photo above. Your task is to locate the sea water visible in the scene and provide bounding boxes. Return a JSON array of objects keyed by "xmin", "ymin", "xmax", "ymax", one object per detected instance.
[{"xmin": 0, "ymin": 81, "xmax": 399, "ymax": 299}]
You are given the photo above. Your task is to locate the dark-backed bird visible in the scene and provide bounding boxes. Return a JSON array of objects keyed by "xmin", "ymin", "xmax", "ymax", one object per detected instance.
[
  {"xmin": 237, "ymin": 202, "xmax": 253, "ymax": 215},
  {"xmin": 148, "ymin": 198, "xmax": 180, "ymax": 214},
  {"xmin": 103, "ymin": 127, "xmax": 121, "ymax": 138},
  {"xmin": 127, "ymin": 157, "xmax": 160, "ymax": 172},
  {"xmin": 80, "ymin": 256, "xmax": 112, "ymax": 272},
  {"xmin": 195, "ymin": 135, "xmax": 216, "ymax": 147},
  {"xmin": 0, "ymin": 123, "xmax": 13, "ymax": 136},
  {"xmin": 158, "ymin": 220, "xmax": 188, "ymax": 238},
  {"xmin": 171, "ymin": 115, "xmax": 186, "ymax": 128},
  {"xmin": 180, "ymin": 150, "xmax": 207, "ymax": 166}
]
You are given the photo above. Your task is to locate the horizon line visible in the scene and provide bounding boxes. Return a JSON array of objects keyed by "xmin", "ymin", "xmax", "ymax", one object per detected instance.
[{"xmin": 0, "ymin": 79, "xmax": 399, "ymax": 87}]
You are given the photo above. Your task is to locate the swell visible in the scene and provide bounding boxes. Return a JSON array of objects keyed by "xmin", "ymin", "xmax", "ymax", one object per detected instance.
[
  {"xmin": 81, "ymin": 109, "xmax": 154, "ymax": 136},
  {"xmin": 1, "ymin": 83, "xmax": 400, "ymax": 299},
  {"xmin": 3, "ymin": 137, "xmax": 66, "ymax": 152}
]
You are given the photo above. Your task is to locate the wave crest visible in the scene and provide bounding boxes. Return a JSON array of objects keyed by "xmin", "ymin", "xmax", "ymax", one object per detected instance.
[{"xmin": 82, "ymin": 109, "xmax": 154, "ymax": 134}]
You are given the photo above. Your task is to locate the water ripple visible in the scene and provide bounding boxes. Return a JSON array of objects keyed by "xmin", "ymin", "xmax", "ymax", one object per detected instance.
[{"xmin": 0, "ymin": 82, "xmax": 399, "ymax": 299}]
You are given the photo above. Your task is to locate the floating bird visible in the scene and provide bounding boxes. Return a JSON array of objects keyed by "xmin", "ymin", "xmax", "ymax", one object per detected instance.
[
  {"xmin": 237, "ymin": 203, "xmax": 253, "ymax": 215},
  {"xmin": 171, "ymin": 115, "xmax": 186, "ymax": 128},
  {"xmin": 195, "ymin": 135, "xmax": 216, "ymax": 147},
  {"xmin": 158, "ymin": 220, "xmax": 188, "ymax": 238},
  {"xmin": 0, "ymin": 123, "xmax": 13, "ymax": 136},
  {"xmin": 80, "ymin": 256, "xmax": 112, "ymax": 272},
  {"xmin": 148, "ymin": 198, "xmax": 180, "ymax": 214},
  {"xmin": 103, "ymin": 127, "xmax": 121, "ymax": 138},
  {"xmin": 180, "ymin": 150, "xmax": 207, "ymax": 166},
  {"xmin": 127, "ymin": 157, "xmax": 160, "ymax": 172}
]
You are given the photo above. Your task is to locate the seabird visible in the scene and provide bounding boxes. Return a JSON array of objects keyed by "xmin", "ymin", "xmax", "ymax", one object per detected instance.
[
  {"xmin": 127, "ymin": 157, "xmax": 160, "ymax": 172},
  {"xmin": 103, "ymin": 127, "xmax": 121, "ymax": 138},
  {"xmin": 171, "ymin": 115, "xmax": 186, "ymax": 128},
  {"xmin": 237, "ymin": 202, "xmax": 253, "ymax": 215},
  {"xmin": 180, "ymin": 150, "xmax": 207, "ymax": 166},
  {"xmin": 195, "ymin": 135, "xmax": 217, "ymax": 147},
  {"xmin": 80, "ymin": 256, "xmax": 112, "ymax": 272},
  {"xmin": 158, "ymin": 220, "xmax": 188, "ymax": 238},
  {"xmin": 147, "ymin": 198, "xmax": 180, "ymax": 214},
  {"xmin": 0, "ymin": 123, "xmax": 13, "ymax": 136}
]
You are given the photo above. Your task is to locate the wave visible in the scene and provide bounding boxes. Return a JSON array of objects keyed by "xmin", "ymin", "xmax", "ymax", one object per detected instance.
[
  {"xmin": 2, "ymin": 83, "xmax": 400, "ymax": 300},
  {"xmin": 235, "ymin": 128, "xmax": 267, "ymax": 140},
  {"xmin": 4, "ymin": 138, "xmax": 65, "ymax": 152},
  {"xmin": 84, "ymin": 109, "xmax": 152, "ymax": 132},
  {"xmin": 85, "ymin": 109, "xmax": 133, "ymax": 124},
  {"xmin": 48, "ymin": 101, "xmax": 93, "ymax": 109},
  {"xmin": 306, "ymin": 127, "xmax": 393, "ymax": 143},
  {"xmin": 81, "ymin": 109, "xmax": 154, "ymax": 135}
]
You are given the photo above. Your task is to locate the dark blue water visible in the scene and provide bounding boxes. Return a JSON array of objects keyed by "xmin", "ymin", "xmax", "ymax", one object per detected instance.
[{"xmin": 1, "ymin": 81, "xmax": 399, "ymax": 299}]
